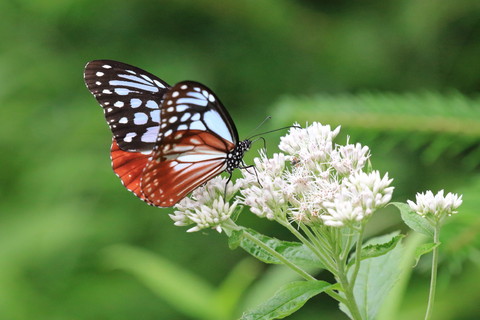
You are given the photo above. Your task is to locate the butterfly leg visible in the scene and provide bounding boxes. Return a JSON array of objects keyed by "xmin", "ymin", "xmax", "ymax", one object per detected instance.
[
  {"xmin": 239, "ymin": 164, "xmax": 262, "ymax": 187},
  {"xmin": 223, "ymin": 172, "xmax": 233, "ymax": 199}
]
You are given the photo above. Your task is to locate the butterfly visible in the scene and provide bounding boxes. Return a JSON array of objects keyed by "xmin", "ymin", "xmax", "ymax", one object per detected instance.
[{"xmin": 84, "ymin": 60, "xmax": 251, "ymax": 207}]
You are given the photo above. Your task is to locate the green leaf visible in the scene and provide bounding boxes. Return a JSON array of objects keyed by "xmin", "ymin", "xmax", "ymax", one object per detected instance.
[
  {"xmin": 348, "ymin": 234, "xmax": 405, "ymax": 267},
  {"xmin": 241, "ymin": 281, "xmax": 332, "ymax": 320},
  {"xmin": 413, "ymin": 242, "xmax": 440, "ymax": 267},
  {"xmin": 392, "ymin": 202, "xmax": 434, "ymax": 237},
  {"xmin": 342, "ymin": 232, "xmax": 405, "ymax": 320},
  {"xmin": 228, "ymin": 228, "xmax": 323, "ymax": 269}
]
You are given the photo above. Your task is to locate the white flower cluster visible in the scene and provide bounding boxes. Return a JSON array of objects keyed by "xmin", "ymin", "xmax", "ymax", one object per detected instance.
[
  {"xmin": 241, "ymin": 122, "xmax": 394, "ymax": 227},
  {"xmin": 171, "ymin": 176, "xmax": 241, "ymax": 232},
  {"xmin": 172, "ymin": 122, "xmax": 394, "ymax": 231},
  {"xmin": 407, "ymin": 190, "xmax": 462, "ymax": 223},
  {"xmin": 239, "ymin": 152, "xmax": 288, "ymax": 220}
]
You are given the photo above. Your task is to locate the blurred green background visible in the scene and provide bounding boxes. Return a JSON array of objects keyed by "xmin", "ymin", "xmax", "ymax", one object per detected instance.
[{"xmin": 1, "ymin": 0, "xmax": 479, "ymax": 319}]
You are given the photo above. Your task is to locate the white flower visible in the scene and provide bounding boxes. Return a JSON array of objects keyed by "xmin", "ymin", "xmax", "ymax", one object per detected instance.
[
  {"xmin": 330, "ymin": 142, "xmax": 370, "ymax": 176},
  {"xmin": 407, "ymin": 190, "xmax": 463, "ymax": 223},
  {"xmin": 344, "ymin": 171, "xmax": 394, "ymax": 214},
  {"xmin": 279, "ymin": 122, "xmax": 341, "ymax": 169},
  {"xmin": 240, "ymin": 152, "xmax": 288, "ymax": 220},
  {"xmin": 322, "ymin": 194, "xmax": 365, "ymax": 227},
  {"xmin": 322, "ymin": 171, "xmax": 394, "ymax": 226},
  {"xmin": 171, "ymin": 176, "xmax": 241, "ymax": 232}
]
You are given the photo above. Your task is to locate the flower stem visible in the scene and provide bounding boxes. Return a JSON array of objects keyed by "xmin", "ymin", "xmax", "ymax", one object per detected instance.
[
  {"xmin": 424, "ymin": 225, "xmax": 440, "ymax": 320},
  {"xmin": 241, "ymin": 230, "xmax": 316, "ymax": 281},
  {"xmin": 349, "ymin": 225, "xmax": 365, "ymax": 286},
  {"xmin": 335, "ymin": 258, "xmax": 362, "ymax": 320},
  {"xmin": 281, "ymin": 221, "xmax": 337, "ymax": 273},
  {"xmin": 336, "ymin": 259, "xmax": 363, "ymax": 320}
]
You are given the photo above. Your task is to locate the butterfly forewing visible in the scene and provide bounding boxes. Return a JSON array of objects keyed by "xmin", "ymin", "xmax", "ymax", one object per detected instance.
[
  {"xmin": 84, "ymin": 60, "xmax": 170, "ymax": 152},
  {"xmin": 140, "ymin": 81, "xmax": 239, "ymax": 207}
]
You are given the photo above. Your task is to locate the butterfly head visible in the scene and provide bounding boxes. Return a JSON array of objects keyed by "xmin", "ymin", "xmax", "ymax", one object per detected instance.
[{"xmin": 226, "ymin": 139, "xmax": 251, "ymax": 173}]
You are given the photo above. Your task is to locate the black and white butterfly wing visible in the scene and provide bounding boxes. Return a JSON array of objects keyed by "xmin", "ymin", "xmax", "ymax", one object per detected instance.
[
  {"xmin": 141, "ymin": 81, "xmax": 240, "ymax": 207},
  {"xmin": 84, "ymin": 60, "xmax": 170, "ymax": 153}
]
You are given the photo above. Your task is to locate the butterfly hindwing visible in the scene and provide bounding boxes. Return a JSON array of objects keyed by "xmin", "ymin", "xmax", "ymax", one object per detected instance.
[
  {"xmin": 141, "ymin": 130, "xmax": 234, "ymax": 207},
  {"xmin": 84, "ymin": 60, "xmax": 170, "ymax": 152},
  {"xmin": 110, "ymin": 139, "xmax": 150, "ymax": 201}
]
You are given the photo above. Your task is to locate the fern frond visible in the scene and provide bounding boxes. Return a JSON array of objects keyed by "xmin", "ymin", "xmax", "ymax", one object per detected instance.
[
  {"xmin": 272, "ymin": 91, "xmax": 480, "ymax": 137},
  {"xmin": 270, "ymin": 92, "xmax": 480, "ymax": 167}
]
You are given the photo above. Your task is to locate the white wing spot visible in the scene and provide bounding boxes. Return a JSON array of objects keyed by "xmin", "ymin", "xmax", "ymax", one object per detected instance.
[
  {"xmin": 194, "ymin": 87, "xmax": 201, "ymax": 92},
  {"xmin": 154, "ymin": 80, "xmax": 166, "ymax": 88},
  {"xmin": 202, "ymin": 90, "xmax": 209, "ymax": 97},
  {"xmin": 172, "ymin": 91, "xmax": 179, "ymax": 98},
  {"xmin": 115, "ymin": 88, "xmax": 130, "ymax": 95},
  {"xmin": 114, "ymin": 101, "xmax": 124, "ymax": 107},
  {"xmin": 190, "ymin": 137, "xmax": 201, "ymax": 144},
  {"xmin": 124, "ymin": 132, "xmax": 137, "ymax": 142},
  {"xmin": 102, "ymin": 64, "xmax": 112, "ymax": 69},
  {"xmin": 176, "ymin": 104, "xmax": 188, "ymax": 112},
  {"xmin": 146, "ymin": 100, "xmax": 158, "ymax": 109},
  {"xmin": 167, "ymin": 107, "xmax": 174, "ymax": 112},
  {"xmin": 177, "ymin": 97, "xmax": 208, "ymax": 106},
  {"xmin": 204, "ymin": 110, "xmax": 233, "ymax": 142},
  {"xmin": 103, "ymin": 89, "xmax": 112, "ymax": 94},
  {"xmin": 119, "ymin": 117, "xmax": 128, "ymax": 124},
  {"xmin": 95, "ymin": 81, "xmax": 101, "ymax": 85},
  {"xmin": 141, "ymin": 126, "xmax": 159, "ymax": 143},
  {"xmin": 168, "ymin": 116, "xmax": 178, "ymax": 123},
  {"xmin": 190, "ymin": 121, "xmax": 206, "ymax": 131},
  {"xmin": 130, "ymin": 98, "xmax": 142, "ymax": 108},
  {"xmin": 178, "ymin": 124, "xmax": 188, "ymax": 130},
  {"xmin": 191, "ymin": 113, "xmax": 201, "ymax": 121},
  {"xmin": 180, "ymin": 113, "xmax": 191, "ymax": 121},
  {"xmin": 164, "ymin": 129, "xmax": 172, "ymax": 136},
  {"xmin": 96, "ymin": 71, "xmax": 104, "ymax": 77},
  {"xmin": 181, "ymin": 84, "xmax": 188, "ymax": 90},
  {"xmin": 107, "ymin": 108, "xmax": 113, "ymax": 112},
  {"xmin": 167, "ymin": 100, "xmax": 173, "ymax": 105},
  {"xmin": 134, "ymin": 112, "xmax": 148, "ymax": 125},
  {"xmin": 208, "ymin": 94, "xmax": 215, "ymax": 102},
  {"xmin": 150, "ymin": 110, "xmax": 160, "ymax": 122},
  {"xmin": 126, "ymin": 70, "xmax": 136, "ymax": 74}
]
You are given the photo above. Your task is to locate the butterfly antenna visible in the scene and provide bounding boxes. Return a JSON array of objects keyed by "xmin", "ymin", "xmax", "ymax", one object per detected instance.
[
  {"xmin": 251, "ymin": 136, "xmax": 267, "ymax": 151},
  {"xmin": 243, "ymin": 116, "xmax": 272, "ymax": 139},
  {"xmin": 247, "ymin": 125, "xmax": 299, "ymax": 140}
]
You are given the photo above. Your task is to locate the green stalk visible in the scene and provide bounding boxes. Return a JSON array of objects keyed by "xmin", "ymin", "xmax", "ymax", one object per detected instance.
[
  {"xmin": 349, "ymin": 225, "xmax": 365, "ymax": 286},
  {"xmin": 241, "ymin": 230, "xmax": 316, "ymax": 281},
  {"xmin": 280, "ymin": 221, "xmax": 337, "ymax": 273},
  {"xmin": 336, "ymin": 258, "xmax": 363, "ymax": 320},
  {"xmin": 299, "ymin": 224, "xmax": 337, "ymax": 273},
  {"xmin": 424, "ymin": 225, "xmax": 440, "ymax": 320}
]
